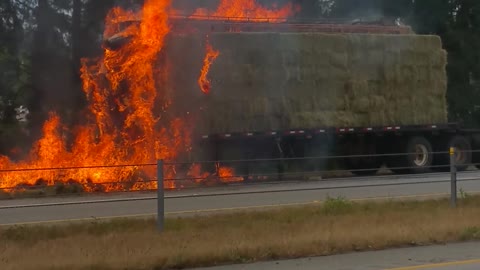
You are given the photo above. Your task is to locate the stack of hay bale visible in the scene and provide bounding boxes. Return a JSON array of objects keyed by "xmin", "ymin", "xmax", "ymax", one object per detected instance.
[{"xmin": 165, "ymin": 31, "xmax": 448, "ymax": 135}]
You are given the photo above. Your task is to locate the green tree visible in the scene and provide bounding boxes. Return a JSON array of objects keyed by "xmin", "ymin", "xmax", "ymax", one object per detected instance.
[
  {"xmin": 441, "ymin": 0, "xmax": 480, "ymax": 126},
  {"xmin": 0, "ymin": 0, "xmax": 31, "ymax": 155}
]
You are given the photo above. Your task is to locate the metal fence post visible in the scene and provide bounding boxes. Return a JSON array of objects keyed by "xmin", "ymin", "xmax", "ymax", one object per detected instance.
[
  {"xmin": 157, "ymin": 159, "xmax": 165, "ymax": 232},
  {"xmin": 450, "ymin": 147, "xmax": 457, "ymax": 208}
]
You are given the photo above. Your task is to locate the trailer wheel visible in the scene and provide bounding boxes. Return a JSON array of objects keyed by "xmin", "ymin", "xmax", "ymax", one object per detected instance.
[
  {"xmin": 434, "ymin": 135, "xmax": 472, "ymax": 172},
  {"xmin": 388, "ymin": 136, "xmax": 433, "ymax": 174}
]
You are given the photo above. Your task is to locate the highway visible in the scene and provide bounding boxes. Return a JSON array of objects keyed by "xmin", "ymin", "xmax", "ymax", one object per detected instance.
[
  {"xmin": 189, "ymin": 242, "xmax": 480, "ymax": 270},
  {"xmin": 1, "ymin": 171, "xmax": 480, "ymax": 225}
]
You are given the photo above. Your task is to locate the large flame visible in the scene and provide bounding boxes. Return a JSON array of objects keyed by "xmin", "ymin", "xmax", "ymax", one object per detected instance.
[
  {"xmin": 0, "ymin": 0, "xmax": 183, "ymax": 191},
  {"xmin": 0, "ymin": 0, "xmax": 298, "ymax": 193}
]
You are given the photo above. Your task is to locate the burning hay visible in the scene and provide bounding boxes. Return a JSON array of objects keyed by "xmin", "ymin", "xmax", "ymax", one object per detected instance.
[{"xmin": 167, "ymin": 32, "xmax": 448, "ymax": 134}]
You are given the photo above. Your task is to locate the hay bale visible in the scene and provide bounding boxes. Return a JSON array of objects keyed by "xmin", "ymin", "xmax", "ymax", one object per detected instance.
[
  {"xmin": 369, "ymin": 111, "xmax": 388, "ymax": 126},
  {"xmin": 383, "ymin": 51, "xmax": 401, "ymax": 68},
  {"xmin": 370, "ymin": 95, "xmax": 387, "ymax": 109},
  {"xmin": 346, "ymin": 80, "xmax": 370, "ymax": 99},
  {"xmin": 329, "ymin": 52, "xmax": 349, "ymax": 69},
  {"xmin": 165, "ymin": 31, "xmax": 448, "ymax": 134},
  {"xmin": 301, "ymin": 33, "xmax": 349, "ymax": 53},
  {"xmin": 412, "ymin": 35, "xmax": 443, "ymax": 51},
  {"xmin": 430, "ymin": 49, "xmax": 448, "ymax": 68},
  {"xmin": 351, "ymin": 97, "xmax": 371, "ymax": 113}
]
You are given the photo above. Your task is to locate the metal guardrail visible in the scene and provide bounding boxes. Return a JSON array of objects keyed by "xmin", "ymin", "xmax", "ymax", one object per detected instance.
[
  {"xmin": 0, "ymin": 149, "xmax": 474, "ymax": 189},
  {"xmin": 0, "ymin": 147, "xmax": 476, "ymax": 231},
  {"xmin": 164, "ymin": 147, "xmax": 465, "ymax": 231},
  {"xmin": 0, "ymin": 150, "xmax": 461, "ymax": 191}
]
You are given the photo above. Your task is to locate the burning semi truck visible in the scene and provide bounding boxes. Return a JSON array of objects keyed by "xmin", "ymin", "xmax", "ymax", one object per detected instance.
[
  {"xmin": 2, "ymin": 1, "xmax": 479, "ymax": 193},
  {"xmin": 105, "ymin": 15, "xmax": 480, "ymax": 179},
  {"xmin": 6, "ymin": 0, "xmax": 480, "ymax": 195}
]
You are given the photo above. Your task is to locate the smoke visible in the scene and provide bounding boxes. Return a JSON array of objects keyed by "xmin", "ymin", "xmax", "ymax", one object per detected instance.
[
  {"xmin": 338, "ymin": 2, "xmax": 382, "ymax": 21},
  {"xmin": 325, "ymin": 0, "xmax": 408, "ymax": 25},
  {"xmin": 113, "ymin": 0, "xmax": 144, "ymax": 11},
  {"xmin": 172, "ymin": 0, "xmax": 218, "ymax": 13}
]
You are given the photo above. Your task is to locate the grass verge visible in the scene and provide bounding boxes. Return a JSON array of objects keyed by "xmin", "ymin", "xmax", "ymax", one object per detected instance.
[{"xmin": 2, "ymin": 196, "xmax": 480, "ymax": 270}]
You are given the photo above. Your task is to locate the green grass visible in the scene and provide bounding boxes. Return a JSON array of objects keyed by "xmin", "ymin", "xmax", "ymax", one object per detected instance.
[
  {"xmin": 1, "ymin": 196, "xmax": 480, "ymax": 270},
  {"xmin": 460, "ymin": 227, "xmax": 480, "ymax": 241}
]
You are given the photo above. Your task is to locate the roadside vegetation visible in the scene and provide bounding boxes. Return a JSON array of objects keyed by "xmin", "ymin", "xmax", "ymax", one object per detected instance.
[{"xmin": 2, "ymin": 195, "xmax": 480, "ymax": 270}]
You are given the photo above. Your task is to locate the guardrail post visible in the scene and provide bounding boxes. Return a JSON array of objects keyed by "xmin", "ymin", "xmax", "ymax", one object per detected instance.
[
  {"xmin": 450, "ymin": 147, "xmax": 457, "ymax": 208},
  {"xmin": 157, "ymin": 159, "xmax": 165, "ymax": 232}
]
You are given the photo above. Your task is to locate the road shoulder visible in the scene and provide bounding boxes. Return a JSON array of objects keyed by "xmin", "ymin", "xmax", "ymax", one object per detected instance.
[{"xmin": 190, "ymin": 242, "xmax": 480, "ymax": 270}]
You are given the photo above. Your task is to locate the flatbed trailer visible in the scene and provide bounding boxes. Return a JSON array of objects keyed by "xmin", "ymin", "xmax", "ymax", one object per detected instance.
[
  {"xmin": 104, "ymin": 16, "xmax": 480, "ymax": 177},
  {"xmin": 194, "ymin": 123, "xmax": 480, "ymax": 177}
]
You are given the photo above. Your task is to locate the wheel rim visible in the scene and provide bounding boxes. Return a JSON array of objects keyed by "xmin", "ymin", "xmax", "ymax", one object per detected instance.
[{"xmin": 413, "ymin": 144, "xmax": 429, "ymax": 167}]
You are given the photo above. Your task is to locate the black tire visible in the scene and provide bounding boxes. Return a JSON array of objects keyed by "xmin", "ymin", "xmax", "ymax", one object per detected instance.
[
  {"xmin": 388, "ymin": 136, "xmax": 433, "ymax": 174},
  {"xmin": 434, "ymin": 135, "xmax": 472, "ymax": 172}
]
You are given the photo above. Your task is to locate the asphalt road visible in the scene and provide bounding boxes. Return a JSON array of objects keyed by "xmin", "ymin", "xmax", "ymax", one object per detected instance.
[
  {"xmin": 1, "ymin": 171, "xmax": 480, "ymax": 225},
  {"xmin": 189, "ymin": 242, "xmax": 480, "ymax": 270}
]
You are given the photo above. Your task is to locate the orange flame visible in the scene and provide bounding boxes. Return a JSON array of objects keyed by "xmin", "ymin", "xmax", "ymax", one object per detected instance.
[
  {"xmin": 186, "ymin": 164, "xmax": 243, "ymax": 185},
  {"xmin": 198, "ymin": 41, "xmax": 220, "ymax": 94},
  {"xmin": 191, "ymin": 0, "xmax": 300, "ymax": 22},
  {"xmin": 218, "ymin": 166, "xmax": 244, "ymax": 183},
  {"xmin": 0, "ymin": 0, "xmax": 299, "ymax": 193},
  {"xmin": 0, "ymin": 0, "xmax": 185, "ymax": 192}
]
